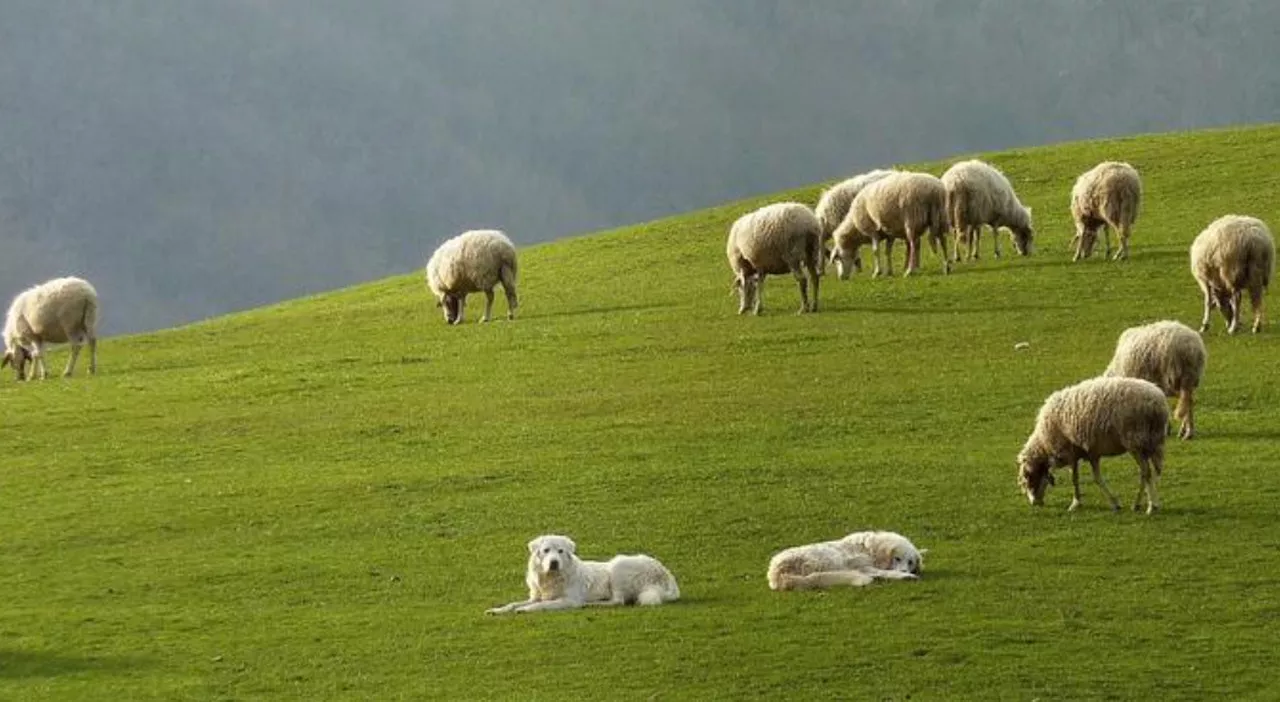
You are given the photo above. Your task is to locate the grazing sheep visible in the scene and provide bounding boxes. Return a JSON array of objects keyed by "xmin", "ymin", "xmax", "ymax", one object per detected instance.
[
  {"xmin": 726, "ymin": 202, "xmax": 823, "ymax": 315},
  {"xmin": 2, "ymin": 276, "xmax": 99, "ymax": 381},
  {"xmin": 767, "ymin": 530, "xmax": 924, "ymax": 591},
  {"xmin": 1071, "ymin": 161, "xmax": 1142, "ymax": 261},
  {"xmin": 1017, "ymin": 376, "xmax": 1169, "ymax": 514},
  {"xmin": 832, "ymin": 171, "xmax": 950, "ymax": 278},
  {"xmin": 940, "ymin": 159, "xmax": 1034, "ymax": 261},
  {"xmin": 1190, "ymin": 215, "xmax": 1275, "ymax": 335},
  {"xmin": 814, "ymin": 169, "xmax": 897, "ymax": 245},
  {"xmin": 425, "ymin": 229, "xmax": 519, "ymax": 325},
  {"xmin": 1104, "ymin": 321, "xmax": 1207, "ymax": 440}
]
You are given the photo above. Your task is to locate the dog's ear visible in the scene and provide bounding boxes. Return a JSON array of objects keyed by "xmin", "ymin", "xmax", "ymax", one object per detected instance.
[
  {"xmin": 917, "ymin": 548, "xmax": 929, "ymax": 557},
  {"xmin": 527, "ymin": 538, "xmax": 542, "ymax": 555},
  {"xmin": 562, "ymin": 537, "xmax": 576, "ymax": 555}
]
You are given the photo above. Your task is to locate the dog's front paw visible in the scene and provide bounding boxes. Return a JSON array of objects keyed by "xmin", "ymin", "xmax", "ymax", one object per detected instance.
[{"xmin": 485, "ymin": 607, "xmax": 508, "ymax": 616}]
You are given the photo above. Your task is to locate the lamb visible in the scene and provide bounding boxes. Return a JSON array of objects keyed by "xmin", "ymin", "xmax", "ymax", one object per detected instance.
[
  {"xmin": 425, "ymin": 229, "xmax": 519, "ymax": 325},
  {"xmin": 1103, "ymin": 321, "xmax": 1207, "ymax": 440},
  {"xmin": 2, "ymin": 276, "xmax": 99, "ymax": 381},
  {"xmin": 1070, "ymin": 161, "xmax": 1142, "ymax": 261},
  {"xmin": 940, "ymin": 159, "xmax": 1034, "ymax": 261},
  {"xmin": 830, "ymin": 171, "xmax": 950, "ymax": 278},
  {"xmin": 1017, "ymin": 376, "xmax": 1169, "ymax": 514},
  {"xmin": 1189, "ymin": 215, "xmax": 1275, "ymax": 335},
  {"xmin": 814, "ymin": 169, "xmax": 897, "ymax": 245},
  {"xmin": 726, "ymin": 202, "xmax": 823, "ymax": 315}
]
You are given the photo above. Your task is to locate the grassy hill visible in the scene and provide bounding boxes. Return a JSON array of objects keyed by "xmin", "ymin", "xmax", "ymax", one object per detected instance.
[{"xmin": 3, "ymin": 124, "xmax": 1280, "ymax": 700}]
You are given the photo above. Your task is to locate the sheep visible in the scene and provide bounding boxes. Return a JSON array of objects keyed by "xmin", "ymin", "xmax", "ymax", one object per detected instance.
[
  {"xmin": 1017, "ymin": 376, "xmax": 1169, "ymax": 514},
  {"xmin": 2, "ymin": 276, "xmax": 99, "ymax": 381},
  {"xmin": 1189, "ymin": 215, "xmax": 1275, "ymax": 335},
  {"xmin": 425, "ymin": 229, "xmax": 519, "ymax": 325},
  {"xmin": 726, "ymin": 202, "xmax": 823, "ymax": 315},
  {"xmin": 1070, "ymin": 161, "xmax": 1142, "ymax": 261},
  {"xmin": 1103, "ymin": 320, "xmax": 1207, "ymax": 440},
  {"xmin": 830, "ymin": 171, "xmax": 950, "ymax": 278},
  {"xmin": 814, "ymin": 169, "xmax": 897, "ymax": 246},
  {"xmin": 940, "ymin": 159, "xmax": 1034, "ymax": 261}
]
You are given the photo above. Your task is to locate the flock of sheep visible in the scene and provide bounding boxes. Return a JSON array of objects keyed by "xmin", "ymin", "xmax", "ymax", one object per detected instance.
[{"xmin": 4, "ymin": 157, "xmax": 1276, "ymax": 514}]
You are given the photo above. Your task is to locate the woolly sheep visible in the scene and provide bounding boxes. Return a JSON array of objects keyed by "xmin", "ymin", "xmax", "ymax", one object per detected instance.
[
  {"xmin": 940, "ymin": 159, "xmax": 1034, "ymax": 261},
  {"xmin": 1070, "ymin": 161, "xmax": 1142, "ymax": 261},
  {"xmin": 1104, "ymin": 321, "xmax": 1206, "ymax": 440},
  {"xmin": 1017, "ymin": 376, "xmax": 1169, "ymax": 514},
  {"xmin": 831, "ymin": 171, "xmax": 950, "ymax": 278},
  {"xmin": 814, "ymin": 169, "xmax": 897, "ymax": 245},
  {"xmin": 1189, "ymin": 215, "xmax": 1275, "ymax": 335},
  {"xmin": 2, "ymin": 276, "xmax": 99, "ymax": 381},
  {"xmin": 425, "ymin": 229, "xmax": 519, "ymax": 325},
  {"xmin": 726, "ymin": 202, "xmax": 823, "ymax": 315}
]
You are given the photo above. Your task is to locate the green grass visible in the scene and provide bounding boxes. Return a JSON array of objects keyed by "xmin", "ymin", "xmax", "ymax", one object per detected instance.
[{"xmin": 4, "ymin": 124, "xmax": 1280, "ymax": 700}]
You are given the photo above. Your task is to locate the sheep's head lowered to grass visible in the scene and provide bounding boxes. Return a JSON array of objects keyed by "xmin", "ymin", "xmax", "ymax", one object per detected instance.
[
  {"xmin": 1016, "ymin": 449, "xmax": 1055, "ymax": 506},
  {"xmin": 1, "ymin": 346, "xmax": 30, "ymax": 381}
]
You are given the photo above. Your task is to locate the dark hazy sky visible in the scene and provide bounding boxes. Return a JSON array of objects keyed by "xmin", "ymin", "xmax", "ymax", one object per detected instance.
[{"xmin": 2, "ymin": 1, "xmax": 1276, "ymax": 333}]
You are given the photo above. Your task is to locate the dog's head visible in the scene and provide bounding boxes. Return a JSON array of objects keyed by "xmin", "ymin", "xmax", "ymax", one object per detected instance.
[
  {"xmin": 1017, "ymin": 450, "xmax": 1055, "ymax": 506},
  {"xmin": 845, "ymin": 531, "xmax": 925, "ymax": 575},
  {"xmin": 889, "ymin": 544, "xmax": 926, "ymax": 576},
  {"xmin": 527, "ymin": 534, "xmax": 576, "ymax": 576}
]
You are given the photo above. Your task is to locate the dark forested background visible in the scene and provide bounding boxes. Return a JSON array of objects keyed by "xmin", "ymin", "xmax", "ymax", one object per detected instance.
[{"xmin": 2, "ymin": 1, "xmax": 1275, "ymax": 333}]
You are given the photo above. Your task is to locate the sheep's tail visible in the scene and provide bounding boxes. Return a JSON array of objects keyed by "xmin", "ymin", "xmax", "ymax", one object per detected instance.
[{"xmin": 770, "ymin": 569, "xmax": 875, "ymax": 591}]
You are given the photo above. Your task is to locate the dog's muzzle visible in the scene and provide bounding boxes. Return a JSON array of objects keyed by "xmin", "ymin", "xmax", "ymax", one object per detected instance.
[{"xmin": 547, "ymin": 560, "xmax": 560, "ymax": 572}]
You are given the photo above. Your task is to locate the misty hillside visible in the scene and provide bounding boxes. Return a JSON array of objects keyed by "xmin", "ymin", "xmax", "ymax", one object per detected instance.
[{"xmin": 1, "ymin": 1, "xmax": 1276, "ymax": 333}]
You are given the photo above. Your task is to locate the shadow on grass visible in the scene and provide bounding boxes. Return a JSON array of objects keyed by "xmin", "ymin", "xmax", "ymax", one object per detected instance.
[
  {"xmin": 1199, "ymin": 429, "xmax": 1280, "ymax": 441},
  {"xmin": 818, "ymin": 302, "xmax": 1071, "ymax": 316},
  {"xmin": 0, "ymin": 649, "xmax": 146, "ymax": 679}
]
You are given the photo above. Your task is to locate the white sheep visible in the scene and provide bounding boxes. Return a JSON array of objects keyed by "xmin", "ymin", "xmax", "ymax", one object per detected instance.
[
  {"xmin": 1070, "ymin": 161, "xmax": 1142, "ymax": 261},
  {"xmin": 831, "ymin": 171, "xmax": 950, "ymax": 278},
  {"xmin": 2, "ymin": 276, "xmax": 100, "ymax": 381},
  {"xmin": 814, "ymin": 169, "xmax": 897, "ymax": 245},
  {"xmin": 726, "ymin": 202, "xmax": 823, "ymax": 315},
  {"xmin": 940, "ymin": 159, "xmax": 1034, "ymax": 261},
  {"xmin": 1103, "ymin": 321, "xmax": 1206, "ymax": 440},
  {"xmin": 1017, "ymin": 376, "xmax": 1169, "ymax": 514},
  {"xmin": 425, "ymin": 229, "xmax": 519, "ymax": 325},
  {"xmin": 1189, "ymin": 215, "xmax": 1275, "ymax": 335}
]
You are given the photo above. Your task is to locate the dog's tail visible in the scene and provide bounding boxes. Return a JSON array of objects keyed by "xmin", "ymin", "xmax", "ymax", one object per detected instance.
[
  {"xmin": 637, "ymin": 577, "xmax": 680, "ymax": 606},
  {"xmin": 770, "ymin": 569, "xmax": 876, "ymax": 591}
]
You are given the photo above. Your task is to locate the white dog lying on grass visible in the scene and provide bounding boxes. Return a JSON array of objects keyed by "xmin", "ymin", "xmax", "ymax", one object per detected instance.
[
  {"xmin": 767, "ymin": 530, "xmax": 925, "ymax": 591},
  {"xmin": 486, "ymin": 534, "xmax": 681, "ymax": 614}
]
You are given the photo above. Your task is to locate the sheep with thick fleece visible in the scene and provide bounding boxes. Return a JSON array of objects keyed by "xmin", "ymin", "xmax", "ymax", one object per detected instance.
[
  {"xmin": 1190, "ymin": 215, "xmax": 1275, "ymax": 335},
  {"xmin": 941, "ymin": 159, "xmax": 1034, "ymax": 261},
  {"xmin": 1071, "ymin": 161, "xmax": 1142, "ymax": 261},
  {"xmin": 814, "ymin": 169, "xmax": 897, "ymax": 245},
  {"xmin": 3, "ymin": 276, "xmax": 99, "ymax": 381},
  {"xmin": 425, "ymin": 229, "xmax": 518, "ymax": 325},
  {"xmin": 832, "ymin": 171, "xmax": 950, "ymax": 278},
  {"xmin": 1017, "ymin": 376, "xmax": 1168, "ymax": 514},
  {"xmin": 726, "ymin": 202, "xmax": 823, "ymax": 315},
  {"xmin": 1104, "ymin": 320, "xmax": 1207, "ymax": 440}
]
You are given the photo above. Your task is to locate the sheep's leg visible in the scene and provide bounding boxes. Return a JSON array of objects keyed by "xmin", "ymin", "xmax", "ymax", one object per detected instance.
[
  {"xmin": 63, "ymin": 342, "xmax": 82, "ymax": 378},
  {"xmin": 1102, "ymin": 225, "xmax": 1113, "ymax": 259},
  {"xmin": 480, "ymin": 290, "xmax": 495, "ymax": 323},
  {"xmin": 1088, "ymin": 457, "xmax": 1121, "ymax": 512},
  {"xmin": 1146, "ymin": 454, "xmax": 1163, "ymax": 514},
  {"xmin": 807, "ymin": 263, "xmax": 820, "ymax": 313},
  {"xmin": 30, "ymin": 342, "xmax": 48, "ymax": 380},
  {"xmin": 1113, "ymin": 224, "xmax": 1130, "ymax": 261},
  {"xmin": 883, "ymin": 237, "xmax": 895, "ymax": 277},
  {"xmin": 792, "ymin": 266, "xmax": 809, "ymax": 315},
  {"xmin": 1068, "ymin": 460, "xmax": 1083, "ymax": 512},
  {"xmin": 1249, "ymin": 284, "xmax": 1265, "ymax": 333},
  {"xmin": 87, "ymin": 337, "xmax": 98, "ymax": 375},
  {"xmin": 952, "ymin": 229, "xmax": 964, "ymax": 262},
  {"xmin": 902, "ymin": 232, "xmax": 918, "ymax": 278},
  {"xmin": 1226, "ymin": 290, "xmax": 1243, "ymax": 335},
  {"xmin": 503, "ymin": 286, "xmax": 518, "ymax": 321},
  {"xmin": 993, "ymin": 225, "xmax": 1003, "ymax": 259},
  {"xmin": 1198, "ymin": 285, "xmax": 1214, "ymax": 333},
  {"xmin": 753, "ymin": 275, "xmax": 765, "ymax": 315},
  {"xmin": 1177, "ymin": 389, "xmax": 1195, "ymax": 440},
  {"xmin": 870, "ymin": 235, "xmax": 885, "ymax": 278}
]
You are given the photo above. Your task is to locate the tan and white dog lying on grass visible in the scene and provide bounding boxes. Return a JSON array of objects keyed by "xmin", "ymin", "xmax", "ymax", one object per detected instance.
[
  {"xmin": 486, "ymin": 535, "xmax": 680, "ymax": 614},
  {"xmin": 767, "ymin": 530, "xmax": 925, "ymax": 591}
]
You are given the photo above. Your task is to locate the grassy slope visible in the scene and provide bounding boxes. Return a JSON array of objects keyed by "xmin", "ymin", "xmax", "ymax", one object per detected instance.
[{"xmin": 3, "ymin": 125, "xmax": 1280, "ymax": 700}]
